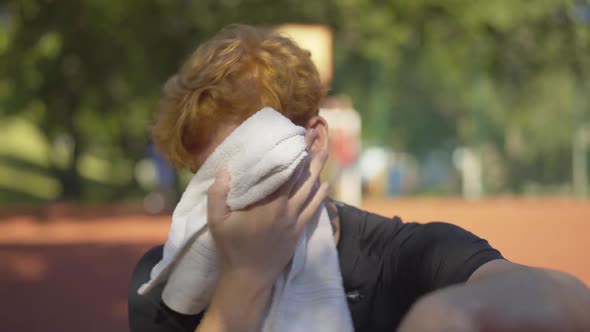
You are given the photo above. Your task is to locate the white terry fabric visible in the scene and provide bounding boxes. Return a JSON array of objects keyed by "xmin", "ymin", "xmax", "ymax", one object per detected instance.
[{"xmin": 137, "ymin": 107, "xmax": 353, "ymax": 332}]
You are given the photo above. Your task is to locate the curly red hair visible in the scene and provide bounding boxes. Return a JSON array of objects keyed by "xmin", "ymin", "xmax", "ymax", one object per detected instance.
[{"xmin": 152, "ymin": 24, "xmax": 324, "ymax": 170}]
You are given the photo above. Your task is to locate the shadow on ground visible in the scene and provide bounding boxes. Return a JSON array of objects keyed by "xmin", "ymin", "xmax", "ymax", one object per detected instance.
[{"xmin": 0, "ymin": 243, "xmax": 156, "ymax": 332}]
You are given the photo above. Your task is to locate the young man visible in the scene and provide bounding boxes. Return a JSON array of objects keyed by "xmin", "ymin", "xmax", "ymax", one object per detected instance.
[{"xmin": 128, "ymin": 24, "xmax": 590, "ymax": 332}]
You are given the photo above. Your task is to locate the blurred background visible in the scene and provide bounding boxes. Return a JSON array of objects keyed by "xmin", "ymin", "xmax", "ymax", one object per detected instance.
[{"xmin": 0, "ymin": 1, "xmax": 589, "ymax": 331}]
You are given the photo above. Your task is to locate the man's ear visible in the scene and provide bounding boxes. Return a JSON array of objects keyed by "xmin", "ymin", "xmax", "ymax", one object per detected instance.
[{"xmin": 305, "ymin": 115, "xmax": 329, "ymax": 153}]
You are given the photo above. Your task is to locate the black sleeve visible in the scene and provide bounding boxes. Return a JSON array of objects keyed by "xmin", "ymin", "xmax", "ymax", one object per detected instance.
[
  {"xmin": 128, "ymin": 245, "xmax": 203, "ymax": 332},
  {"xmin": 395, "ymin": 221, "xmax": 504, "ymax": 296}
]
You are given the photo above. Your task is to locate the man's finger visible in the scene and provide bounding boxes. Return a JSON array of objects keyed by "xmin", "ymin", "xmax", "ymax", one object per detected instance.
[
  {"xmin": 296, "ymin": 181, "xmax": 330, "ymax": 232},
  {"xmin": 207, "ymin": 171, "xmax": 231, "ymax": 223},
  {"xmin": 278, "ymin": 129, "xmax": 318, "ymax": 198},
  {"xmin": 286, "ymin": 154, "xmax": 311, "ymax": 197},
  {"xmin": 304, "ymin": 128, "xmax": 318, "ymax": 150},
  {"xmin": 265, "ymin": 129, "xmax": 318, "ymax": 209},
  {"xmin": 290, "ymin": 148, "xmax": 329, "ymax": 212}
]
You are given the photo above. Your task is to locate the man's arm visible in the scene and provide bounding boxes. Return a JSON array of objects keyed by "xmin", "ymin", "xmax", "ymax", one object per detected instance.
[
  {"xmin": 398, "ymin": 259, "xmax": 590, "ymax": 332},
  {"xmin": 196, "ymin": 271, "xmax": 272, "ymax": 332}
]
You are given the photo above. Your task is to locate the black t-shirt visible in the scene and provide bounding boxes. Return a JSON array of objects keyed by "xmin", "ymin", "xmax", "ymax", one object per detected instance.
[{"xmin": 128, "ymin": 202, "xmax": 503, "ymax": 332}]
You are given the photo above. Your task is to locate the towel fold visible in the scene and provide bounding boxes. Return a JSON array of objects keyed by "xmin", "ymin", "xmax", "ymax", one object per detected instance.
[{"xmin": 138, "ymin": 107, "xmax": 352, "ymax": 332}]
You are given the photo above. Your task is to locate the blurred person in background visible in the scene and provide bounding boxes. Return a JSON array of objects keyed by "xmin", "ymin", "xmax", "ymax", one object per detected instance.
[{"xmin": 128, "ymin": 24, "xmax": 590, "ymax": 332}]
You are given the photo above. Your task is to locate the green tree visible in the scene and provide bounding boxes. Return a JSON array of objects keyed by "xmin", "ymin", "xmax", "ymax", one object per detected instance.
[{"xmin": 1, "ymin": 0, "xmax": 588, "ymax": 200}]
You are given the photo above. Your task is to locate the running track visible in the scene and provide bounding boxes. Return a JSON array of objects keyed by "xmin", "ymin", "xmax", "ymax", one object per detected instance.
[{"xmin": 1, "ymin": 198, "xmax": 588, "ymax": 332}]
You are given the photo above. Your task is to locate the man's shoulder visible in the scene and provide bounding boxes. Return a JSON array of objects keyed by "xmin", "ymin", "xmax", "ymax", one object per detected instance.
[
  {"xmin": 334, "ymin": 201, "xmax": 501, "ymax": 269},
  {"xmin": 334, "ymin": 200, "xmax": 403, "ymax": 227},
  {"xmin": 334, "ymin": 201, "xmax": 489, "ymax": 247},
  {"xmin": 334, "ymin": 200, "xmax": 419, "ymax": 247}
]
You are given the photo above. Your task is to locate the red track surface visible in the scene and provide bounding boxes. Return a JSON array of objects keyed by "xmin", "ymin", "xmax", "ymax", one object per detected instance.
[{"xmin": 1, "ymin": 198, "xmax": 588, "ymax": 332}]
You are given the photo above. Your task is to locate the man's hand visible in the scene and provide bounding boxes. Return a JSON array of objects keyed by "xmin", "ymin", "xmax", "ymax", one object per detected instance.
[
  {"xmin": 207, "ymin": 128, "xmax": 329, "ymax": 289},
  {"xmin": 397, "ymin": 260, "xmax": 590, "ymax": 332},
  {"xmin": 197, "ymin": 129, "xmax": 329, "ymax": 332}
]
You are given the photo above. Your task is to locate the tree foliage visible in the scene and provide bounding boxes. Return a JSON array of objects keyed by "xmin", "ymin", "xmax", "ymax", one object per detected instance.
[{"xmin": 0, "ymin": 0, "xmax": 588, "ymax": 199}]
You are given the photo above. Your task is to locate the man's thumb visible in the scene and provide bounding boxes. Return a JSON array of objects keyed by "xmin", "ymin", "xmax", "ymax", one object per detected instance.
[{"xmin": 207, "ymin": 171, "xmax": 230, "ymax": 222}]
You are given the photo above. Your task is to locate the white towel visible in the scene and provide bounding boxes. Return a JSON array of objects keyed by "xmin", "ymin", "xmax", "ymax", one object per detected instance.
[{"xmin": 138, "ymin": 107, "xmax": 353, "ymax": 332}]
